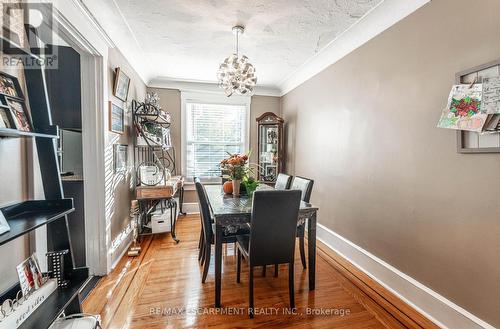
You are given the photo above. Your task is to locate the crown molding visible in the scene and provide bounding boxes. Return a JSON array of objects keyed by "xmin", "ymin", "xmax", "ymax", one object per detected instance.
[
  {"xmin": 278, "ymin": 0, "xmax": 431, "ymax": 96},
  {"xmin": 148, "ymin": 77, "xmax": 282, "ymax": 97},
  {"xmin": 67, "ymin": 0, "xmax": 115, "ymax": 48}
]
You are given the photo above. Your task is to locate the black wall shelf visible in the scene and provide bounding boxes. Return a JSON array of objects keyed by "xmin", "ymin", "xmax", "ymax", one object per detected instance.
[
  {"xmin": 0, "ymin": 20, "xmax": 90, "ymax": 328},
  {"xmin": 0, "ymin": 199, "xmax": 74, "ymax": 246}
]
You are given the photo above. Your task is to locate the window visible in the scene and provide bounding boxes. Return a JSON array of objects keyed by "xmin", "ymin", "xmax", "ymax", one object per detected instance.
[{"xmin": 182, "ymin": 93, "xmax": 249, "ymax": 181}]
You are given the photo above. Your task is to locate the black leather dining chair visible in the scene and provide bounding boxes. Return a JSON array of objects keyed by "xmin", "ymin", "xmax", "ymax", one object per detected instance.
[
  {"xmin": 194, "ymin": 177, "xmax": 205, "ymax": 263},
  {"xmin": 235, "ymin": 189, "xmax": 302, "ymax": 318},
  {"xmin": 261, "ymin": 172, "xmax": 293, "ymax": 277},
  {"xmin": 275, "ymin": 173, "xmax": 292, "ymax": 190},
  {"xmin": 194, "ymin": 178, "xmax": 249, "ymax": 283},
  {"xmin": 290, "ymin": 176, "xmax": 314, "ymax": 269}
]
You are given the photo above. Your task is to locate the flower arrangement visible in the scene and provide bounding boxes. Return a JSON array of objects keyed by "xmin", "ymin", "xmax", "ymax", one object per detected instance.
[
  {"xmin": 220, "ymin": 152, "xmax": 249, "ymax": 180},
  {"xmin": 220, "ymin": 152, "xmax": 259, "ymax": 196}
]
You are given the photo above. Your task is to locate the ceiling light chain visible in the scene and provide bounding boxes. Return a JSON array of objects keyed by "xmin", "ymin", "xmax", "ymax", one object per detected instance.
[
  {"xmin": 235, "ymin": 27, "xmax": 239, "ymax": 57},
  {"xmin": 217, "ymin": 25, "xmax": 257, "ymax": 97}
]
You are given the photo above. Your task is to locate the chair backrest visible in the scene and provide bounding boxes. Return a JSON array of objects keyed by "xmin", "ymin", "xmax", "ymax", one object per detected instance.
[
  {"xmin": 275, "ymin": 173, "xmax": 292, "ymax": 190},
  {"xmin": 290, "ymin": 176, "xmax": 314, "ymax": 202},
  {"xmin": 194, "ymin": 177, "xmax": 213, "ymax": 243},
  {"xmin": 249, "ymin": 190, "xmax": 302, "ymax": 266}
]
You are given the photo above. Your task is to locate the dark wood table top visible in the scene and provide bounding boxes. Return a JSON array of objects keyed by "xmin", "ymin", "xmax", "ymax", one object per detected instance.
[{"xmin": 205, "ymin": 184, "xmax": 318, "ymax": 218}]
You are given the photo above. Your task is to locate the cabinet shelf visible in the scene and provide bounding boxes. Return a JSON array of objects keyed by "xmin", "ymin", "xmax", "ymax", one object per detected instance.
[
  {"xmin": 0, "ymin": 127, "xmax": 59, "ymax": 139},
  {"xmin": 0, "ymin": 199, "xmax": 74, "ymax": 247}
]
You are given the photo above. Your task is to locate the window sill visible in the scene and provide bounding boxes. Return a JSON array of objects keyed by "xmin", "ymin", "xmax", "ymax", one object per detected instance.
[{"xmin": 183, "ymin": 181, "xmax": 221, "ymax": 191}]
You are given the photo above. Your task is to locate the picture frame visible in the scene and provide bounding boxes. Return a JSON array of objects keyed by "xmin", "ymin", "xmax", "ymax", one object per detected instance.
[
  {"xmin": 0, "ymin": 71, "xmax": 24, "ymax": 99},
  {"xmin": 114, "ymin": 144, "xmax": 128, "ymax": 173},
  {"xmin": 7, "ymin": 98, "xmax": 31, "ymax": 132},
  {"xmin": 0, "ymin": 210, "xmax": 10, "ymax": 235},
  {"xmin": 0, "ymin": 94, "xmax": 9, "ymax": 108},
  {"xmin": 113, "ymin": 67, "xmax": 130, "ymax": 102},
  {"xmin": 16, "ymin": 254, "xmax": 44, "ymax": 295},
  {"xmin": 0, "ymin": 107, "xmax": 14, "ymax": 129},
  {"xmin": 109, "ymin": 102, "xmax": 125, "ymax": 134},
  {"xmin": 28, "ymin": 254, "xmax": 44, "ymax": 289}
]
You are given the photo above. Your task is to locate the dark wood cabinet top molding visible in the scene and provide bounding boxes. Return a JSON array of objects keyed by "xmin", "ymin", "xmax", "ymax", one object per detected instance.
[{"xmin": 256, "ymin": 112, "xmax": 284, "ymax": 123}]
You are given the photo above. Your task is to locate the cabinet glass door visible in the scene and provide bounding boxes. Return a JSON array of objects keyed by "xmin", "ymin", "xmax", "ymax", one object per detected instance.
[{"xmin": 259, "ymin": 124, "xmax": 279, "ymax": 181}]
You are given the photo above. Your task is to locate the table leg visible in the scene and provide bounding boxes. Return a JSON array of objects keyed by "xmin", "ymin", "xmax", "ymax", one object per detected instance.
[
  {"xmin": 178, "ymin": 186, "xmax": 187, "ymax": 216},
  {"xmin": 215, "ymin": 221, "xmax": 223, "ymax": 308},
  {"xmin": 307, "ymin": 211, "xmax": 317, "ymax": 290},
  {"xmin": 170, "ymin": 199, "xmax": 180, "ymax": 244}
]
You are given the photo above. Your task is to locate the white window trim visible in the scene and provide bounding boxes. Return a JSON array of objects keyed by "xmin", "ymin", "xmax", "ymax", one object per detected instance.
[{"xmin": 181, "ymin": 91, "xmax": 251, "ymax": 183}]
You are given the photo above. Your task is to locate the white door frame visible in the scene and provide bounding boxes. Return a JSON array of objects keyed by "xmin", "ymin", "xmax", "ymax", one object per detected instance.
[{"xmin": 47, "ymin": 0, "xmax": 112, "ymax": 275}]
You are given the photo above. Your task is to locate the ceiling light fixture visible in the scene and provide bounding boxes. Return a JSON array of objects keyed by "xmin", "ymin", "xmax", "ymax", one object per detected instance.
[{"xmin": 217, "ymin": 25, "xmax": 257, "ymax": 97}]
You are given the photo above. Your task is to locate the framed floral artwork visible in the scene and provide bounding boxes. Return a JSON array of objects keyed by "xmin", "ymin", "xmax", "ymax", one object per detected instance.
[{"xmin": 113, "ymin": 67, "xmax": 130, "ymax": 102}]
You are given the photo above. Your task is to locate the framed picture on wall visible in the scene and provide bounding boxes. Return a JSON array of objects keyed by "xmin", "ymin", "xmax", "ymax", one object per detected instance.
[
  {"xmin": 7, "ymin": 98, "xmax": 31, "ymax": 131},
  {"xmin": 113, "ymin": 67, "xmax": 130, "ymax": 102},
  {"xmin": 109, "ymin": 101, "xmax": 125, "ymax": 134},
  {"xmin": 114, "ymin": 144, "xmax": 128, "ymax": 173}
]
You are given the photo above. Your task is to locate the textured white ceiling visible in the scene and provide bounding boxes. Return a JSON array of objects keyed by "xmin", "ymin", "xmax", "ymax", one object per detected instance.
[{"xmin": 86, "ymin": 0, "xmax": 382, "ymax": 88}]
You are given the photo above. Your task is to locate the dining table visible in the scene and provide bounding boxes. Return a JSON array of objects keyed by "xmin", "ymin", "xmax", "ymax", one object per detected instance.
[{"xmin": 204, "ymin": 184, "xmax": 319, "ymax": 308}]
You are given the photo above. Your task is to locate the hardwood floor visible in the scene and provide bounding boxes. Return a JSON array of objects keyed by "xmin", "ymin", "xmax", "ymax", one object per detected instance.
[{"xmin": 83, "ymin": 215, "xmax": 412, "ymax": 328}]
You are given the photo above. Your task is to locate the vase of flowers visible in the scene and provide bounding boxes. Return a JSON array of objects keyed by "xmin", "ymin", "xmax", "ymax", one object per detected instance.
[{"xmin": 220, "ymin": 152, "xmax": 249, "ymax": 197}]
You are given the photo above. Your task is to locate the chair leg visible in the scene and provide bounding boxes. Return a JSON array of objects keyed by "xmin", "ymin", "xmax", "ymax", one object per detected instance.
[
  {"xmin": 198, "ymin": 234, "xmax": 204, "ymax": 261},
  {"xmin": 249, "ymin": 265, "xmax": 254, "ymax": 318},
  {"xmin": 236, "ymin": 249, "xmax": 241, "ymax": 283},
  {"xmin": 288, "ymin": 262, "xmax": 295, "ymax": 309},
  {"xmin": 200, "ymin": 242, "xmax": 206, "ymax": 265},
  {"xmin": 262, "ymin": 265, "xmax": 266, "ymax": 277},
  {"xmin": 299, "ymin": 234, "xmax": 307, "ymax": 269},
  {"xmin": 202, "ymin": 243, "xmax": 211, "ymax": 283},
  {"xmin": 274, "ymin": 264, "xmax": 279, "ymax": 277}
]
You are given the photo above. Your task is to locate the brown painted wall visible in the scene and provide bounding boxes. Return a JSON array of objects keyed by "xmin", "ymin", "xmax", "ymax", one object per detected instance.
[
  {"xmin": 107, "ymin": 48, "xmax": 147, "ymax": 252},
  {"xmin": 281, "ymin": 0, "xmax": 500, "ymax": 326}
]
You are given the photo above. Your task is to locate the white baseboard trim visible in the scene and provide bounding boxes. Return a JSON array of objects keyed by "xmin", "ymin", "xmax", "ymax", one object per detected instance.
[
  {"xmin": 182, "ymin": 202, "xmax": 199, "ymax": 214},
  {"xmin": 316, "ymin": 223, "xmax": 495, "ymax": 329},
  {"xmin": 109, "ymin": 223, "xmax": 134, "ymax": 270}
]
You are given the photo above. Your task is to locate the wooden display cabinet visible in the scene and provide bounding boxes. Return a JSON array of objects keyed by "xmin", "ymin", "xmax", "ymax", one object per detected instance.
[{"xmin": 256, "ymin": 112, "xmax": 284, "ymax": 183}]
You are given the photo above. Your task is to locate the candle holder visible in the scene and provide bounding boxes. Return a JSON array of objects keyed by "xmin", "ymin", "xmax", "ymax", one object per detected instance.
[{"xmin": 128, "ymin": 200, "xmax": 141, "ymax": 256}]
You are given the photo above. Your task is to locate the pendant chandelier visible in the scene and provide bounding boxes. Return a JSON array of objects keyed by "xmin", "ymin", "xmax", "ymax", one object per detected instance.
[{"xmin": 217, "ymin": 25, "xmax": 257, "ymax": 97}]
